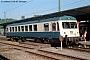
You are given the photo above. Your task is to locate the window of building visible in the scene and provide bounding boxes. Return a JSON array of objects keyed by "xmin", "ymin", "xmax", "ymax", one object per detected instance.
[
  {"xmin": 29, "ymin": 25, "xmax": 32, "ymax": 31},
  {"xmin": 18, "ymin": 26, "xmax": 20, "ymax": 32},
  {"xmin": 33, "ymin": 25, "xmax": 37, "ymax": 31},
  {"xmin": 44, "ymin": 23, "xmax": 49, "ymax": 31},
  {"xmin": 15, "ymin": 27, "xmax": 17, "ymax": 32},
  {"xmin": 25, "ymin": 26, "xmax": 28, "ymax": 31},
  {"xmin": 52, "ymin": 23, "xmax": 56, "ymax": 31},
  {"xmin": 21, "ymin": 26, "xmax": 24, "ymax": 32}
]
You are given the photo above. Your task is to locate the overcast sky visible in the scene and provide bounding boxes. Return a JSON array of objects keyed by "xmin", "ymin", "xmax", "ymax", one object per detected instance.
[{"xmin": 0, "ymin": 0, "xmax": 90, "ymax": 20}]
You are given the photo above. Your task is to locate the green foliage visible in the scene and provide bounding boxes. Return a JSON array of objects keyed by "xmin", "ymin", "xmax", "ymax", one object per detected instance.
[
  {"xmin": 0, "ymin": 18, "xmax": 16, "ymax": 24},
  {"xmin": 0, "ymin": 18, "xmax": 17, "ymax": 29},
  {"xmin": 0, "ymin": 26, "xmax": 3, "ymax": 29},
  {"xmin": 18, "ymin": 40, "xmax": 22, "ymax": 43},
  {"xmin": 13, "ymin": 40, "xmax": 16, "ymax": 42}
]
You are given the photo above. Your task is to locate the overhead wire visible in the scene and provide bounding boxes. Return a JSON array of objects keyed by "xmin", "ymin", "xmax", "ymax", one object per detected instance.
[
  {"xmin": 0, "ymin": 0, "xmax": 88, "ymax": 19},
  {"xmin": 25, "ymin": 0, "xmax": 87, "ymax": 18},
  {"xmin": 61, "ymin": 0, "xmax": 87, "ymax": 7},
  {"xmin": 5, "ymin": 0, "xmax": 34, "ymax": 12},
  {"xmin": 0, "ymin": 0, "xmax": 56, "ymax": 19},
  {"xmin": 0, "ymin": 0, "xmax": 34, "ymax": 16}
]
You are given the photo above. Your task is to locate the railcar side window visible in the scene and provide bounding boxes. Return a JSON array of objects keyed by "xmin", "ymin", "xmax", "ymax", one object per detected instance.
[
  {"xmin": 33, "ymin": 25, "xmax": 37, "ymax": 31},
  {"xmin": 18, "ymin": 26, "xmax": 20, "ymax": 32},
  {"xmin": 52, "ymin": 23, "xmax": 56, "ymax": 31},
  {"xmin": 25, "ymin": 26, "xmax": 28, "ymax": 31},
  {"xmin": 10, "ymin": 27, "xmax": 11, "ymax": 32},
  {"xmin": 21, "ymin": 26, "xmax": 24, "ymax": 32},
  {"xmin": 15, "ymin": 27, "xmax": 17, "ymax": 32},
  {"xmin": 12, "ymin": 27, "xmax": 14, "ymax": 32},
  {"xmin": 57, "ymin": 22, "xmax": 59, "ymax": 31},
  {"xmin": 29, "ymin": 25, "xmax": 32, "ymax": 31},
  {"xmin": 44, "ymin": 23, "xmax": 49, "ymax": 31},
  {"xmin": 6, "ymin": 28, "xmax": 8, "ymax": 32}
]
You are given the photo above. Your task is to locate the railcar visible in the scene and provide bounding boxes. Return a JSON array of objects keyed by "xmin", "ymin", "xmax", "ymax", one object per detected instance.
[{"xmin": 6, "ymin": 16, "xmax": 80, "ymax": 46}]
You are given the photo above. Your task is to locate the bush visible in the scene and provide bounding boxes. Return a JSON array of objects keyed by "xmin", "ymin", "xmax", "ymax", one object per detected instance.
[{"xmin": 18, "ymin": 40, "xmax": 22, "ymax": 43}]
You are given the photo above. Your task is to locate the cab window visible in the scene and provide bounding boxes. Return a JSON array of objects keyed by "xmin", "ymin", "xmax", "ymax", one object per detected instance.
[{"xmin": 62, "ymin": 22, "xmax": 77, "ymax": 29}]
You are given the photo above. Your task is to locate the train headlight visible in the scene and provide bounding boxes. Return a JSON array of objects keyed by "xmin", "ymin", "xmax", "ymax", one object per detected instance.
[
  {"xmin": 64, "ymin": 32, "xmax": 66, "ymax": 34},
  {"xmin": 74, "ymin": 33, "xmax": 76, "ymax": 36},
  {"xmin": 70, "ymin": 31, "xmax": 73, "ymax": 35},
  {"xmin": 77, "ymin": 32, "xmax": 79, "ymax": 34}
]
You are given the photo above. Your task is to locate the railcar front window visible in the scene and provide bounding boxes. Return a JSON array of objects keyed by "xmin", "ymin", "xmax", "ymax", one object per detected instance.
[
  {"xmin": 70, "ymin": 22, "xmax": 77, "ymax": 28},
  {"xmin": 62, "ymin": 22, "xmax": 77, "ymax": 29},
  {"xmin": 44, "ymin": 23, "xmax": 49, "ymax": 31}
]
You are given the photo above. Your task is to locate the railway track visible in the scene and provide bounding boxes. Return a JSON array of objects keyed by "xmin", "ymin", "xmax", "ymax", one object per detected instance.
[
  {"xmin": 19, "ymin": 42, "xmax": 50, "ymax": 48},
  {"xmin": 0, "ymin": 41, "xmax": 88, "ymax": 60},
  {"xmin": 66, "ymin": 47, "xmax": 90, "ymax": 53}
]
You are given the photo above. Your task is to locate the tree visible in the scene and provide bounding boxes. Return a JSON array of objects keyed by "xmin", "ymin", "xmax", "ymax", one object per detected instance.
[{"xmin": 21, "ymin": 16, "xmax": 25, "ymax": 19}]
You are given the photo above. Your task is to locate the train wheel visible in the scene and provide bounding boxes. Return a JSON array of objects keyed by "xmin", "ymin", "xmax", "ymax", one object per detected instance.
[
  {"xmin": 43, "ymin": 39, "xmax": 48, "ymax": 44},
  {"xmin": 34, "ymin": 38, "xmax": 37, "ymax": 42},
  {"xmin": 22, "ymin": 37, "xmax": 26, "ymax": 42},
  {"xmin": 36, "ymin": 39, "xmax": 41, "ymax": 43},
  {"xmin": 11, "ymin": 38, "xmax": 14, "ymax": 41}
]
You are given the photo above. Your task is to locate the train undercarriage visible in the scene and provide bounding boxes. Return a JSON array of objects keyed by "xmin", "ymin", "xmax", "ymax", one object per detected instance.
[{"xmin": 6, "ymin": 36, "xmax": 81, "ymax": 47}]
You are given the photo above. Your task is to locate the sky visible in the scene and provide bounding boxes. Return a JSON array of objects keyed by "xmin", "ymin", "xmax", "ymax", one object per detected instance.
[{"xmin": 0, "ymin": 0, "xmax": 90, "ymax": 20}]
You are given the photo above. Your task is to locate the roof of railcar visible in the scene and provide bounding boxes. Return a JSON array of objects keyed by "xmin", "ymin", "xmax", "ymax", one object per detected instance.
[{"xmin": 7, "ymin": 16, "xmax": 76, "ymax": 26}]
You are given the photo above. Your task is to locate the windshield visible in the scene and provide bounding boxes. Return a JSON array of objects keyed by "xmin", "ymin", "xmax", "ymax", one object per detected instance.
[{"xmin": 62, "ymin": 22, "xmax": 77, "ymax": 29}]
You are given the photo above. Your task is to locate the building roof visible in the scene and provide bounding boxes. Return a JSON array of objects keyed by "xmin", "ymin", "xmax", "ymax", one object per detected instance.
[{"xmin": 0, "ymin": 5, "xmax": 90, "ymax": 26}]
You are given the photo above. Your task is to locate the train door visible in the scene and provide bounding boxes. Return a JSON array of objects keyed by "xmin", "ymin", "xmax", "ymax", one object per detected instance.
[{"xmin": 79, "ymin": 21, "xmax": 88, "ymax": 37}]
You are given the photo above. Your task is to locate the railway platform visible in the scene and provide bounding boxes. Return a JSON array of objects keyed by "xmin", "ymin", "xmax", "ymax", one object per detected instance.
[
  {"xmin": 78, "ymin": 41, "xmax": 90, "ymax": 48},
  {"xmin": 78, "ymin": 41, "xmax": 90, "ymax": 45},
  {"xmin": 40, "ymin": 47, "xmax": 90, "ymax": 60},
  {"xmin": 0, "ymin": 36, "xmax": 7, "ymax": 40}
]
